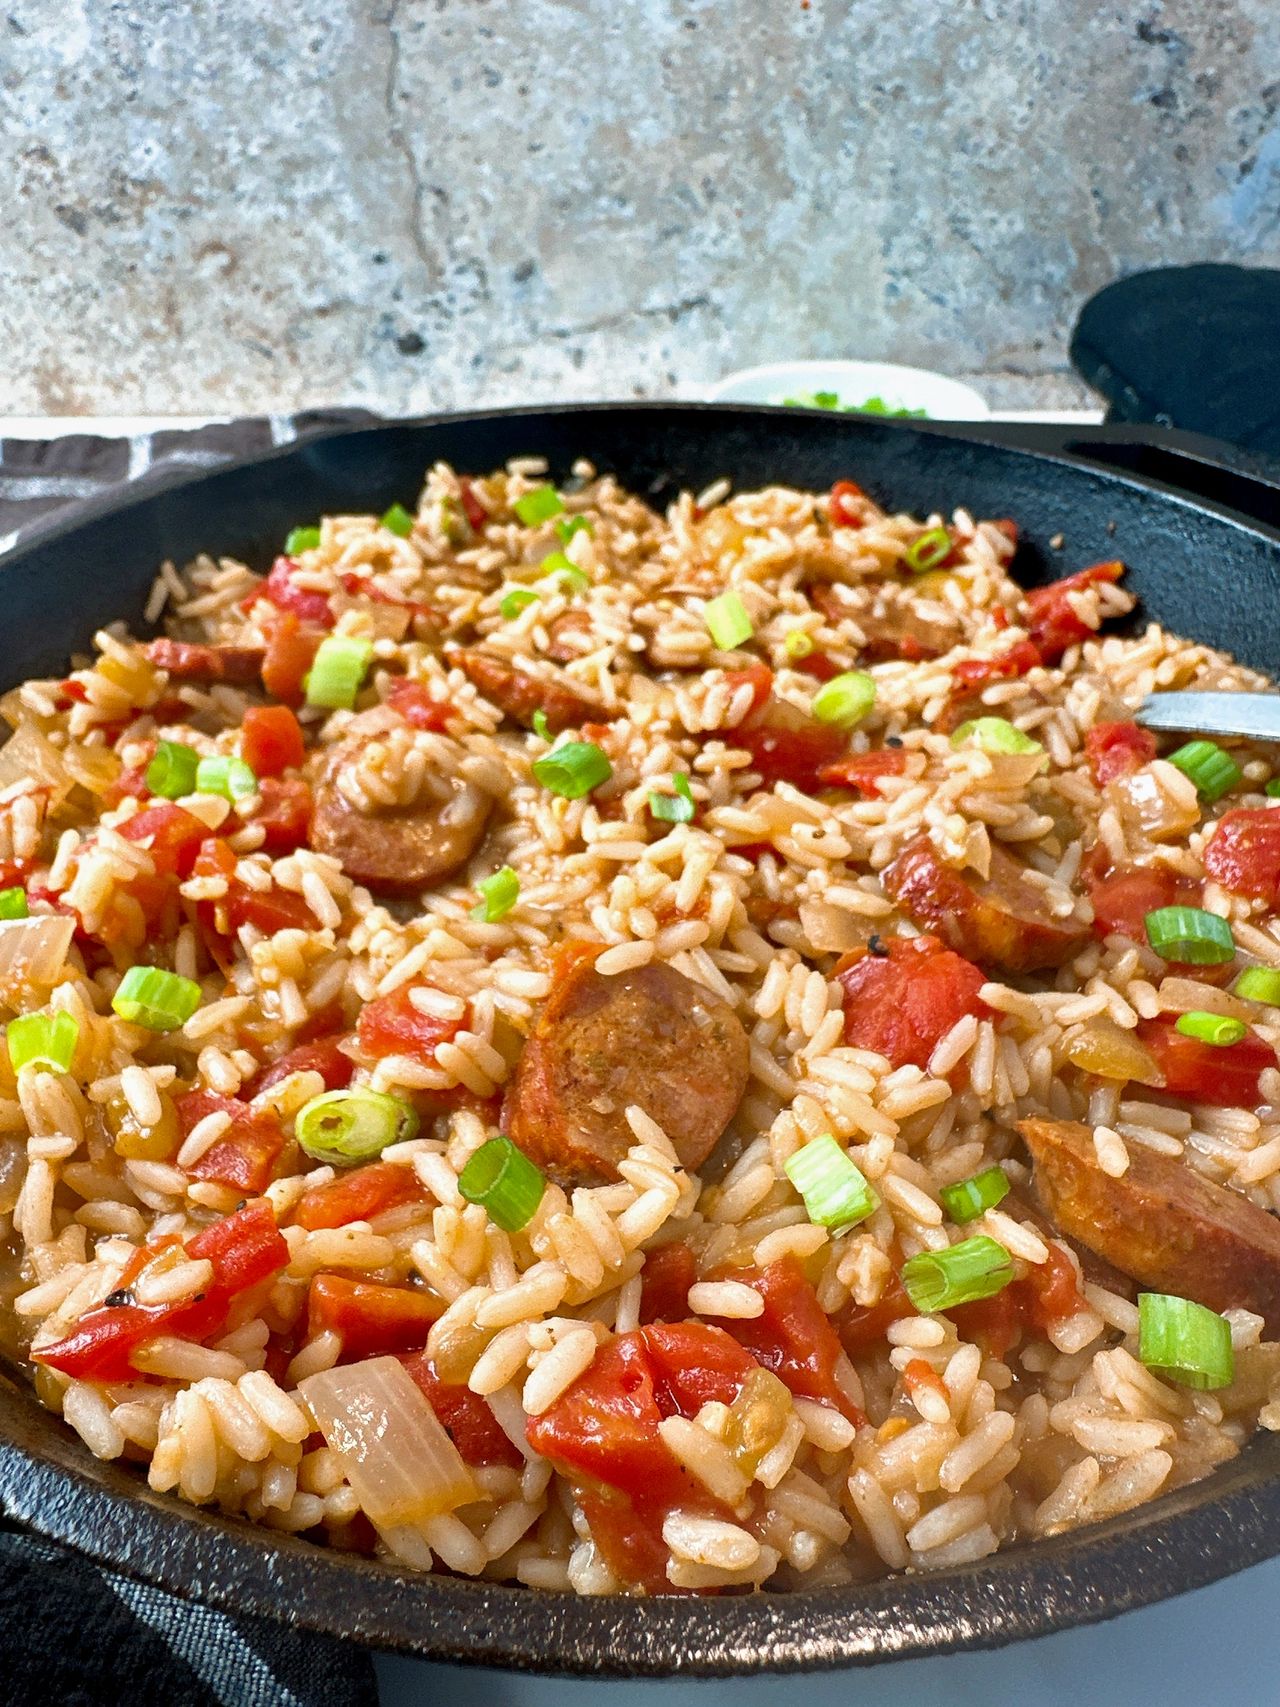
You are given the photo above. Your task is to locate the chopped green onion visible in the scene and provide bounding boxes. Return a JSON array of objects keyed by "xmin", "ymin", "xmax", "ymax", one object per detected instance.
[
  {"xmin": 1167, "ymin": 740, "xmax": 1241, "ymax": 805},
  {"xmin": 285, "ymin": 526, "xmax": 321, "ymax": 555},
  {"xmin": 904, "ymin": 527, "xmax": 952, "ymax": 572},
  {"xmin": 1267, "ymin": 779, "xmax": 1280, "ymax": 799},
  {"xmin": 513, "ymin": 484, "xmax": 564, "ymax": 526},
  {"xmin": 295, "ymin": 1087, "xmax": 419, "ymax": 1165},
  {"xmin": 1144, "ymin": 906, "xmax": 1235, "ymax": 965},
  {"xmin": 811, "ymin": 670, "xmax": 876, "ymax": 728},
  {"xmin": 458, "ymin": 1135, "xmax": 546, "ymax": 1232},
  {"xmin": 783, "ymin": 629, "xmax": 815, "ymax": 661},
  {"xmin": 1174, "ymin": 1011, "xmax": 1248, "ymax": 1046},
  {"xmin": 1138, "ymin": 1292, "xmax": 1233, "ymax": 1390},
  {"xmin": 7, "ymin": 1010, "xmax": 78, "ymax": 1074},
  {"xmin": 195, "ymin": 755, "xmax": 258, "ymax": 802},
  {"xmin": 146, "ymin": 740, "xmax": 200, "ymax": 800},
  {"xmin": 703, "ymin": 590, "xmax": 754, "ymax": 650},
  {"xmin": 900, "ymin": 1235, "xmax": 1014, "ymax": 1314},
  {"xmin": 555, "ymin": 515, "xmax": 593, "ymax": 544},
  {"xmin": 304, "ymin": 635, "xmax": 374, "ymax": 711},
  {"xmin": 0, "ymin": 888, "xmax": 28, "ymax": 921},
  {"xmin": 532, "ymin": 740, "xmax": 612, "ymax": 800},
  {"xmin": 472, "ymin": 866, "xmax": 520, "ymax": 922},
  {"xmin": 380, "ymin": 503, "xmax": 415, "ymax": 537},
  {"xmin": 531, "ymin": 710, "xmax": 552, "ymax": 743},
  {"xmin": 500, "ymin": 587, "xmax": 540, "ymax": 621},
  {"xmin": 538, "ymin": 551, "xmax": 590, "ymax": 594},
  {"xmin": 784, "ymin": 1134, "xmax": 878, "ymax": 1233},
  {"xmin": 939, "ymin": 1166, "xmax": 1011, "ymax": 1225},
  {"xmin": 648, "ymin": 772, "xmax": 696, "ymax": 824},
  {"xmin": 1232, "ymin": 966, "xmax": 1280, "ymax": 1006},
  {"xmin": 111, "ymin": 965, "xmax": 202, "ymax": 1032},
  {"xmin": 950, "ymin": 717, "xmax": 1044, "ymax": 757}
]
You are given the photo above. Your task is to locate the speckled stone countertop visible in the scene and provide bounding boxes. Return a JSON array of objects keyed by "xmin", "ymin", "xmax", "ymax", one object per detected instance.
[{"xmin": 4, "ymin": 0, "xmax": 1279, "ymax": 419}]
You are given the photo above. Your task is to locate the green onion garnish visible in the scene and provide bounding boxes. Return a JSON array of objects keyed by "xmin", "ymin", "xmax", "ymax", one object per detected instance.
[
  {"xmin": 513, "ymin": 485, "xmax": 564, "ymax": 526},
  {"xmin": 532, "ymin": 740, "xmax": 612, "ymax": 800},
  {"xmin": 648, "ymin": 772, "xmax": 696, "ymax": 824},
  {"xmin": 950, "ymin": 717, "xmax": 1044, "ymax": 757},
  {"xmin": 1232, "ymin": 966, "xmax": 1280, "ymax": 1006},
  {"xmin": 0, "ymin": 888, "xmax": 28, "ymax": 921},
  {"xmin": 1267, "ymin": 779, "xmax": 1280, "ymax": 799},
  {"xmin": 111, "ymin": 965, "xmax": 202, "ymax": 1032},
  {"xmin": 295, "ymin": 1087, "xmax": 419, "ymax": 1165},
  {"xmin": 531, "ymin": 709, "xmax": 552, "ymax": 742},
  {"xmin": 1144, "ymin": 906, "xmax": 1235, "ymax": 965},
  {"xmin": 1138, "ymin": 1292, "xmax": 1233, "ymax": 1390},
  {"xmin": 381, "ymin": 503, "xmax": 415, "ymax": 537},
  {"xmin": 472, "ymin": 866, "xmax": 520, "ymax": 922},
  {"xmin": 539, "ymin": 551, "xmax": 590, "ymax": 594},
  {"xmin": 1166, "ymin": 740, "xmax": 1242, "ymax": 805},
  {"xmin": 904, "ymin": 527, "xmax": 952, "ymax": 572},
  {"xmin": 145, "ymin": 740, "xmax": 200, "ymax": 800},
  {"xmin": 939, "ymin": 1166, "xmax": 1010, "ymax": 1225},
  {"xmin": 900, "ymin": 1235, "xmax": 1014, "ymax": 1314},
  {"xmin": 703, "ymin": 591, "xmax": 754, "ymax": 651},
  {"xmin": 304, "ymin": 634, "xmax": 374, "ymax": 711},
  {"xmin": 457, "ymin": 1135, "xmax": 546, "ymax": 1232},
  {"xmin": 285, "ymin": 526, "xmax": 321, "ymax": 555},
  {"xmin": 811, "ymin": 670, "xmax": 876, "ymax": 728},
  {"xmin": 1174, "ymin": 1011, "xmax": 1248, "ymax": 1047},
  {"xmin": 783, "ymin": 629, "xmax": 815, "ymax": 661},
  {"xmin": 195, "ymin": 755, "xmax": 258, "ymax": 802},
  {"xmin": 500, "ymin": 587, "xmax": 540, "ymax": 621},
  {"xmin": 7, "ymin": 1010, "xmax": 78, "ymax": 1075},
  {"xmin": 783, "ymin": 1134, "xmax": 878, "ymax": 1233},
  {"xmin": 555, "ymin": 516, "xmax": 593, "ymax": 544}
]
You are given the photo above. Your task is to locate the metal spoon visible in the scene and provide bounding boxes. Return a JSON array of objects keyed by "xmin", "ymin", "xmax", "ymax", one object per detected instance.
[{"xmin": 1136, "ymin": 691, "xmax": 1280, "ymax": 743}]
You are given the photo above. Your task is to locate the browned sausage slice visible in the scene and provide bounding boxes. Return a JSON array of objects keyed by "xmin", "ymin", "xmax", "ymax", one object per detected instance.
[
  {"xmin": 308, "ymin": 740, "xmax": 491, "ymax": 895},
  {"xmin": 1021, "ymin": 1116, "xmax": 1280, "ymax": 1333},
  {"xmin": 145, "ymin": 639, "xmax": 266, "ymax": 684},
  {"xmin": 883, "ymin": 834, "xmax": 1088, "ymax": 974},
  {"xmin": 505, "ymin": 946, "xmax": 750, "ymax": 1182},
  {"xmin": 453, "ymin": 647, "xmax": 599, "ymax": 734}
]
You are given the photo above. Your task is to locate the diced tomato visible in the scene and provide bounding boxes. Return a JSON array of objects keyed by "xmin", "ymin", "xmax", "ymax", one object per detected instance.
[
  {"xmin": 817, "ymin": 749, "xmax": 908, "ymax": 797},
  {"xmin": 186, "ymin": 1198, "xmax": 290, "ymax": 1294},
  {"xmin": 337, "ymin": 575, "xmax": 442, "ymax": 630},
  {"xmin": 307, "ymin": 1274, "xmax": 441, "ymax": 1360},
  {"xmin": 294, "ymin": 1161, "xmax": 425, "ymax": 1231},
  {"xmin": 401, "ymin": 1351, "xmax": 523, "ymax": 1469},
  {"xmin": 638, "ymin": 1242, "xmax": 698, "ymax": 1325},
  {"xmin": 954, "ymin": 1242, "xmax": 1084, "ymax": 1358},
  {"xmin": 192, "ymin": 836, "xmax": 317, "ymax": 938},
  {"xmin": 118, "ymin": 804, "xmax": 206, "ymax": 878},
  {"xmin": 722, "ymin": 661, "xmax": 774, "ymax": 717},
  {"xmin": 458, "ymin": 479, "xmax": 488, "ymax": 533},
  {"xmin": 260, "ymin": 610, "xmax": 324, "ymax": 706},
  {"xmin": 1204, "ymin": 808, "xmax": 1280, "ymax": 908},
  {"xmin": 58, "ymin": 677, "xmax": 90, "ymax": 705},
  {"xmin": 829, "ymin": 480, "xmax": 866, "ymax": 528},
  {"xmin": 251, "ymin": 776, "xmax": 313, "ymax": 853},
  {"xmin": 1085, "ymin": 720, "xmax": 1157, "ymax": 786},
  {"xmin": 253, "ymin": 556, "xmax": 334, "ymax": 626},
  {"xmin": 246, "ymin": 1033, "xmax": 355, "ymax": 1099},
  {"xmin": 951, "ymin": 1285, "xmax": 1023, "ymax": 1360},
  {"xmin": 709, "ymin": 1257, "xmax": 863, "ymax": 1424},
  {"xmin": 179, "ymin": 1089, "xmax": 287, "ymax": 1193},
  {"xmin": 793, "ymin": 650, "xmax": 841, "ymax": 683},
  {"xmin": 385, "ymin": 679, "xmax": 454, "ymax": 732},
  {"xmin": 1135, "ymin": 1018, "xmax": 1274, "ymax": 1108},
  {"xmin": 642, "ymin": 1321, "xmax": 758, "ymax": 1415},
  {"xmin": 1022, "ymin": 1241, "xmax": 1085, "ymax": 1331},
  {"xmin": 950, "ymin": 638, "xmax": 1042, "ymax": 698},
  {"xmin": 1085, "ymin": 860, "xmax": 1199, "ymax": 942},
  {"xmin": 835, "ymin": 934, "xmax": 987, "ymax": 1072},
  {"xmin": 993, "ymin": 519, "xmax": 1019, "ymax": 547},
  {"xmin": 104, "ymin": 740, "xmax": 157, "ymax": 808},
  {"xmin": 241, "ymin": 705, "xmax": 306, "ymax": 777},
  {"xmin": 733, "ymin": 707, "xmax": 848, "ymax": 793},
  {"xmin": 356, "ymin": 986, "xmax": 463, "ymax": 1065},
  {"xmin": 1023, "ymin": 560, "xmax": 1124, "ymax": 663},
  {"xmin": 837, "ymin": 1267, "xmax": 916, "ymax": 1358}
]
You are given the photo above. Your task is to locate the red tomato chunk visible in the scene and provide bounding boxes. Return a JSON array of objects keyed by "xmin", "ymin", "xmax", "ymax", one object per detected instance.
[
  {"xmin": 1085, "ymin": 720, "xmax": 1156, "ymax": 786},
  {"xmin": 246, "ymin": 1033, "xmax": 355, "ymax": 1099},
  {"xmin": 253, "ymin": 556, "xmax": 334, "ymax": 626},
  {"xmin": 356, "ymin": 986, "xmax": 463, "ymax": 1065},
  {"xmin": 306, "ymin": 1273, "xmax": 441, "ymax": 1360},
  {"xmin": 953, "ymin": 1242, "xmax": 1084, "ymax": 1358},
  {"xmin": 1205, "ymin": 809, "xmax": 1280, "ymax": 908},
  {"xmin": 637, "ymin": 1242, "xmax": 698, "ymax": 1325},
  {"xmin": 1023, "ymin": 560, "xmax": 1123, "ymax": 663},
  {"xmin": 193, "ymin": 837, "xmax": 317, "ymax": 937},
  {"xmin": 385, "ymin": 679, "xmax": 455, "ymax": 732},
  {"xmin": 251, "ymin": 776, "xmax": 313, "ymax": 853},
  {"xmin": 1135, "ymin": 1018, "xmax": 1274, "ymax": 1109},
  {"xmin": 836, "ymin": 934, "xmax": 987, "ymax": 1072},
  {"xmin": 708, "ymin": 1256, "xmax": 863, "ymax": 1424},
  {"xmin": 178, "ymin": 1089, "xmax": 286, "ymax": 1193},
  {"xmin": 293, "ymin": 1160, "xmax": 424, "ymax": 1231},
  {"xmin": 817, "ymin": 749, "xmax": 908, "ymax": 797},
  {"xmin": 260, "ymin": 610, "xmax": 325, "ymax": 706},
  {"xmin": 241, "ymin": 704, "xmax": 306, "ymax": 777}
]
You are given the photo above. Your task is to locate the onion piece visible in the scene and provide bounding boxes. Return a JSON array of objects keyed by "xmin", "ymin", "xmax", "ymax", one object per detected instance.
[
  {"xmin": 1063, "ymin": 1017, "xmax": 1162, "ymax": 1085},
  {"xmin": 298, "ymin": 1355, "xmax": 478, "ymax": 1528},
  {"xmin": 798, "ymin": 898, "xmax": 868, "ymax": 955},
  {"xmin": 0, "ymin": 723, "xmax": 73, "ymax": 808},
  {"xmin": 1157, "ymin": 976, "xmax": 1255, "ymax": 1024},
  {"xmin": 0, "ymin": 915, "xmax": 76, "ymax": 991}
]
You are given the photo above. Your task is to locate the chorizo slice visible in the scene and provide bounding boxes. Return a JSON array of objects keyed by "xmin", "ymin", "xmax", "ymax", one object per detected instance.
[
  {"xmin": 453, "ymin": 647, "xmax": 598, "ymax": 734},
  {"xmin": 308, "ymin": 739, "xmax": 491, "ymax": 895},
  {"xmin": 1021, "ymin": 1116, "xmax": 1280, "ymax": 1333},
  {"xmin": 883, "ymin": 834, "xmax": 1088, "ymax": 974},
  {"xmin": 505, "ymin": 947, "xmax": 750, "ymax": 1182},
  {"xmin": 144, "ymin": 639, "xmax": 266, "ymax": 684}
]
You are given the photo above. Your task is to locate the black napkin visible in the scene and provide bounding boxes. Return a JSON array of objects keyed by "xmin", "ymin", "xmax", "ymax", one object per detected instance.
[{"xmin": 0, "ymin": 409, "xmax": 379, "ymax": 1707}]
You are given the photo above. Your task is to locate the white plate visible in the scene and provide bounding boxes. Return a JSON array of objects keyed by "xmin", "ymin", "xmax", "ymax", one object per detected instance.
[{"xmin": 706, "ymin": 359, "xmax": 990, "ymax": 421}]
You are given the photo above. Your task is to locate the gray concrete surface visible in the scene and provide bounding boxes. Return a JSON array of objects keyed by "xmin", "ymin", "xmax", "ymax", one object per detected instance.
[{"xmin": 3, "ymin": 0, "xmax": 1279, "ymax": 417}]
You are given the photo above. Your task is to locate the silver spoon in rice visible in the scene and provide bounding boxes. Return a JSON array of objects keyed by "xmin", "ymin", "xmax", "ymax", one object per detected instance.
[{"xmin": 1137, "ymin": 691, "xmax": 1280, "ymax": 742}]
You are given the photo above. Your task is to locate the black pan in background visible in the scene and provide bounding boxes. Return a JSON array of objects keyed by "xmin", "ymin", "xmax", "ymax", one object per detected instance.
[{"xmin": 3, "ymin": 403, "xmax": 1280, "ymax": 1677}]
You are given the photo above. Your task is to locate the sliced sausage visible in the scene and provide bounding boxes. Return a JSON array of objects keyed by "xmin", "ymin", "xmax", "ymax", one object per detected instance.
[
  {"xmin": 453, "ymin": 647, "xmax": 598, "ymax": 734},
  {"xmin": 1021, "ymin": 1116, "xmax": 1280, "ymax": 1333},
  {"xmin": 145, "ymin": 639, "xmax": 266, "ymax": 684},
  {"xmin": 308, "ymin": 739, "xmax": 491, "ymax": 895},
  {"xmin": 505, "ymin": 947, "xmax": 750, "ymax": 1182},
  {"xmin": 883, "ymin": 834, "xmax": 1088, "ymax": 974}
]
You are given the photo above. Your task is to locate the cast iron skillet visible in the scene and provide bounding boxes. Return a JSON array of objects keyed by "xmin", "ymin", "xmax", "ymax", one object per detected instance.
[{"xmin": 3, "ymin": 403, "xmax": 1280, "ymax": 1676}]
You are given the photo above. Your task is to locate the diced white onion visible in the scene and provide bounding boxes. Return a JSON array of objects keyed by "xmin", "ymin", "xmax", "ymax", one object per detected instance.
[
  {"xmin": 0, "ymin": 723, "xmax": 73, "ymax": 806},
  {"xmin": 0, "ymin": 915, "xmax": 76, "ymax": 989}
]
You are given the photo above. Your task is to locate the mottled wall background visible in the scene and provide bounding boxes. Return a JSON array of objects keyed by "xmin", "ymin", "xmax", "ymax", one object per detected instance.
[{"xmin": 3, "ymin": 0, "xmax": 1279, "ymax": 415}]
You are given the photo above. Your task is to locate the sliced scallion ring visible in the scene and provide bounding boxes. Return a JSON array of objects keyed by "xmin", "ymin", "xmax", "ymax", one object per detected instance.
[
  {"xmin": 783, "ymin": 628, "xmax": 815, "ymax": 660},
  {"xmin": 304, "ymin": 635, "xmax": 374, "ymax": 711},
  {"xmin": 1166, "ymin": 740, "xmax": 1241, "ymax": 804},
  {"xmin": 950, "ymin": 717, "xmax": 1043, "ymax": 757},
  {"xmin": 532, "ymin": 740, "xmax": 612, "ymax": 800},
  {"xmin": 703, "ymin": 591, "xmax": 754, "ymax": 650},
  {"xmin": 295, "ymin": 1087, "xmax": 419, "ymax": 1165},
  {"xmin": 648, "ymin": 772, "xmax": 695, "ymax": 824},
  {"xmin": 146, "ymin": 740, "xmax": 200, "ymax": 800},
  {"xmin": 380, "ymin": 503, "xmax": 415, "ymax": 537},
  {"xmin": 555, "ymin": 515, "xmax": 593, "ymax": 544},
  {"xmin": 531, "ymin": 709, "xmax": 552, "ymax": 742},
  {"xmin": 500, "ymin": 587, "xmax": 540, "ymax": 621},
  {"xmin": 1144, "ymin": 906, "xmax": 1235, "ymax": 965},
  {"xmin": 538, "ymin": 551, "xmax": 589, "ymax": 594},
  {"xmin": 938, "ymin": 1166, "xmax": 1010, "ymax": 1225},
  {"xmin": 784, "ymin": 1134, "xmax": 878, "ymax": 1232},
  {"xmin": 900, "ymin": 1235, "xmax": 1014, "ymax": 1314},
  {"xmin": 1138, "ymin": 1292, "xmax": 1233, "ymax": 1390},
  {"xmin": 811, "ymin": 670, "xmax": 876, "ymax": 728},
  {"xmin": 457, "ymin": 1135, "xmax": 546, "ymax": 1232},
  {"xmin": 1174, "ymin": 1011, "xmax": 1248, "ymax": 1046},
  {"xmin": 1232, "ymin": 966, "xmax": 1280, "ymax": 1006},
  {"xmin": 904, "ymin": 526, "xmax": 952, "ymax": 572},
  {"xmin": 472, "ymin": 866, "xmax": 520, "ymax": 922},
  {"xmin": 111, "ymin": 965, "xmax": 202, "ymax": 1032},
  {"xmin": 513, "ymin": 485, "xmax": 564, "ymax": 526},
  {"xmin": 7, "ymin": 1010, "xmax": 78, "ymax": 1074},
  {"xmin": 285, "ymin": 525, "xmax": 321, "ymax": 555},
  {"xmin": 195, "ymin": 755, "xmax": 258, "ymax": 801},
  {"xmin": 0, "ymin": 888, "xmax": 29, "ymax": 921}
]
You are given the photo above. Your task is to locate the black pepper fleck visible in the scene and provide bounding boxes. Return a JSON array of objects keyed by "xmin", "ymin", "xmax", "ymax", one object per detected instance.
[
  {"xmin": 868, "ymin": 933, "xmax": 889, "ymax": 958},
  {"xmin": 103, "ymin": 1289, "xmax": 134, "ymax": 1309}
]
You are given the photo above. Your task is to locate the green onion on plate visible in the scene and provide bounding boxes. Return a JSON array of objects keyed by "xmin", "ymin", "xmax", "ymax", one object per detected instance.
[
  {"xmin": 380, "ymin": 503, "xmax": 415, "ymax": 537},
  {"xmin": 900, "ymin": 1235, "xmax": 1014, "ymax": 1314},
  {"xmin": 111, "ymin": 965, "xmax": 202, "ymax": 1032},
  {"xmin": 539, "ymin": 551, "xmax": 590, "ymax": 594},
  {"xmin": 296, "ymin": 1087, "xmax": 419, "ymax": 1166},
  {"xmin": 939, "ymin": 1166, "xmax": 1010, "ymax": 1225},
  {"xmin": 195, "ymin": 755, "xmax": 258, "ymax": 801},
  {"xmin": 1232, "ymin": 966, "xmax": 1280, "ymax": 1006},
  {"xmin": 7, "ymin": 1010, "xmax": 78, "ymax": 1074},
  {"xmin": 1144, "ymin": 906, "xmax": 1235, "ymax": 965},
  {"xmin": 784, "ymin": 1134, "xmax": 878, "ymax": 1233},
  {"xmin": 783, "ymin": 629, "xmax": 815, "ymax": 661},
  {"xmin": 905, "ymin": 527, "xmax": 952, "ymax": 572},
  {"xmin": 458, "ymin": 1135, "xmax": 546, "ymax": 1232},
  {"xmin": 500, "ymin": 587, "xmax": 540, "ymax": 621},
  {"xmin": 285, "ymin": 526, "xmax": 321, "ymax": 555},
  {"xmin": 472, "ymin": 866, "xmax": 520, "ymax": 922},
  {"xmin": 0, "ymin": 888, "xmax": 29, "ymax": 921},
  {"xmin": 305, "ymin": 635, "xmax": 374, "ymax": 711},
  {"xmin": 1138, "ymin": 1292, "xmax": 1233, "ymax": 1390},
  {"xmin": 513, "ymin": 485, "xmax": 564, "ymax": 526},
  {"xmin": 703, "ymin": 591, "xmax": 754, "ymax": 650},
  {"xmin": 648, "ymin": 772, "xmax": 696, "ymax": 825},
  {"xmin": 532, "ymin": 740, "xmax": 612, "ymax": 800},
  {"xmin": 146, "ymin": 740, "xmax": 200, "ymax": 800},
  {"xmin": 1166, "ymin": 740, "xmax": 1241, "ymax": 804},
  {"xmin": 1174, "ymin": 1011, "xmax": 1248, "ymax": 1046},
  {"xmin": 950, "ymin": 717, "xmax": 1043, "ymax": 757},
  {"xmin": 555, "ymin": 516, "xmax": 593, "ymax": 544},
  {"xmin": 811, "ymin": 671, "xmax": 876, "ymax": 728}
]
